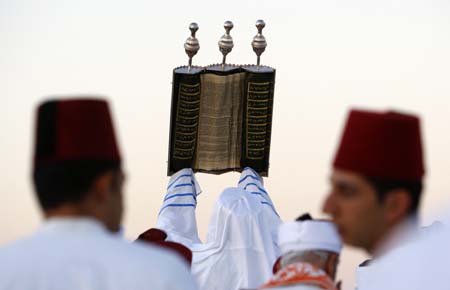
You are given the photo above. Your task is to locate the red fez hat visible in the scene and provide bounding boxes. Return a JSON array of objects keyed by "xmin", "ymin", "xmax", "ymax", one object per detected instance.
[
  {"xmin": 333, "ymin": 109, "xmax": 424, "ymax": 181},
  {"xmin": 136, "ymin": 228, "xmax": 193, "ymax": 266},
  {"xmin": 137, "ymin": 228, "xmax": 168, "ymax": 241},
  {"xmin": 34, "ymin": 98, "xmax": 121, "ymax": 167}
]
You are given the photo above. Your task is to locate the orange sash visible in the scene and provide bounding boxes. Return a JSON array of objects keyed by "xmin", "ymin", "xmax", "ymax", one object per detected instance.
[{"xmin": 260, "ymin": 262, "xmax": 337, "ymax": 290}]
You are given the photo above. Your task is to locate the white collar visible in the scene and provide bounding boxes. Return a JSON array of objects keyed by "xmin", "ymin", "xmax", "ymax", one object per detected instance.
[
  {"xmin": 372, "ymin": 217, "xmax": 418, "ymax": 258},
  {"xmin": 38, "ymin": 217, "xmax": 109, "ymax": 236}
]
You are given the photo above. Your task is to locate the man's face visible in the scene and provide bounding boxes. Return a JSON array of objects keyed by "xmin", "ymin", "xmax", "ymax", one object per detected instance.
[{"xmin": 322, "ymin": 170, "xmax": 387, "ymax": 253}]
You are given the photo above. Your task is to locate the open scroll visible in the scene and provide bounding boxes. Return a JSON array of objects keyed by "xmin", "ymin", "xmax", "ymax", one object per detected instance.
[
  {"xmin": 167, "ymin": 21, "xmax": 275, "ymax": 176},
  {"xmin": 168, "ymin": 65, "xmax": 275, "ymax": 176}
]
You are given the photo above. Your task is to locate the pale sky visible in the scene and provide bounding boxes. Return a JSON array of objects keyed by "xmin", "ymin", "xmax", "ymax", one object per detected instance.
[{"xmin": 2, "ymin": 0, "xmax": 450, "ymax": 289}]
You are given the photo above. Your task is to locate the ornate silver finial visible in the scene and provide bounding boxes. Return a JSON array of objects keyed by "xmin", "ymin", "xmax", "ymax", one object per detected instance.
[
  {"xmin": 184, "ymin": 22, "xmax": 199, "ymax": 71},
  {"xmin": 251, "ymin": 20, "xmax": 267, "ymax": 66},
  {"xmin": 218, "ymin": 21, "xmax": 234, "ymax": 66}
]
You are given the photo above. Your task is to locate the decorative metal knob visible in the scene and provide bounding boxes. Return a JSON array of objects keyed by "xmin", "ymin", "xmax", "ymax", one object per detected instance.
[
  {"xmin": 218, "ymin": 21, "xmax": 234, "ymax": 65},
  {"xmin": 184, "ymin": 22, "xmax": 199, "ymax": 70},
  {"xmin": 251, "ymin": 20, "xmax": 267, "ymax": 66}
]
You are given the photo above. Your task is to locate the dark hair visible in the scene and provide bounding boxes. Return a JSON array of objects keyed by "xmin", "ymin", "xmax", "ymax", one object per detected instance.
[
  {"xmin": 33, "ymin": 160, "xmax": 120, "ymax": 210},
  {"xmin": 358, "ymin": 259, "xmax": 371, "ymax": 267},
  {"xmin": 296, "ymin": 213, "xmax": 313, "ymax": 221},
  {"xmin": 364, "ymin": 176, "xmax": 423, "ymax": 216}
]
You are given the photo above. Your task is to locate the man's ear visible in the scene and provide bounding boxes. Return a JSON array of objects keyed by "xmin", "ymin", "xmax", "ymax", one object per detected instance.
[
  {"xmin": 325, "ymin": 253, "xmax": 338, "ymax": 280},
  {"xmin": 90, "ymin": 171, "xmax": 113, "ymax": 202},
  {"xmin": 383, "ymin": 189, "xmax": 412, "ymax": 224}
]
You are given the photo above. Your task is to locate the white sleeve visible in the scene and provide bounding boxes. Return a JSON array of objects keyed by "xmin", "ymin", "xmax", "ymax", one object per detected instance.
[
  {"xmin": 238, "ymin": 167, "xmax": 279, "ymax": 217},
  {"xmin": 156, "ymin": 168, "xmax": 202, "ymax": 244}
]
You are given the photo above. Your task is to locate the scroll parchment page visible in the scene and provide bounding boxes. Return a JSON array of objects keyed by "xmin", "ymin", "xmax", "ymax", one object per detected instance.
[{"xmin": 194, "ymin": 72, "xmax": 245, "ymax": 171}]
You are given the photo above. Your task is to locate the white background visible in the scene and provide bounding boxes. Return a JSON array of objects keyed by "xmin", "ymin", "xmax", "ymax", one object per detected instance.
[{"xmin": 2, "ymin": 0, "xmax": 450, "ymax": 289}]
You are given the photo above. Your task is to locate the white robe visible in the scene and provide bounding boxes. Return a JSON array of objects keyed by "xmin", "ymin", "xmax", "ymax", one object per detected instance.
[
  {"xmin": 0, "ymin": 217, "xmax": 198, "ymax": 290},
  {"xmin": 355, "ymin": 264, "xmax": 371, "ymax": 290},
  {"xmin": 156, "ymin": 167, "xmax": 282, "ymax": 290},
  {"xmin": 361, "ymin": 216, "xmax": 450, "ymax": 290}
]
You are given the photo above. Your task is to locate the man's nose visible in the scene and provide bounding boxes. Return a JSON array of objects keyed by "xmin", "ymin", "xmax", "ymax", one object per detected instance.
[{"xmin": 322, "ymin": 192, "xmax": 335, "ymax": 216}]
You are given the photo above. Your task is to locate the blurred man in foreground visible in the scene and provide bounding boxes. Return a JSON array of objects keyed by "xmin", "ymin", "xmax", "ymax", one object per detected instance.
[
  {"xmin": 0, "ymin": 98, "xmax": 197, "ymax": 290},
  {"xmin": 322, "ymin": 109, "xmax": 425, "ymax": 288}
]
